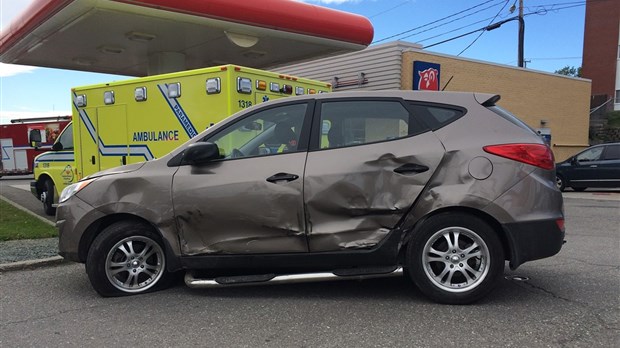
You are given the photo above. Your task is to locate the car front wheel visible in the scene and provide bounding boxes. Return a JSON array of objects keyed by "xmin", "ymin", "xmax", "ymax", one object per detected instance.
[
  {"xmin": 407, "ymin": 212, "xmax": 504, "ymax": 304},
  {"xmin": 86, "ymin": 221, "xmax": 170, "ymax": 297}
]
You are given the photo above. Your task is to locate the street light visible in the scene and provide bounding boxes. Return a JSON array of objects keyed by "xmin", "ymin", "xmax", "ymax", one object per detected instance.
[{"xmin": 485, "ymin": 15, "xmax": 525, "ymax": 68}]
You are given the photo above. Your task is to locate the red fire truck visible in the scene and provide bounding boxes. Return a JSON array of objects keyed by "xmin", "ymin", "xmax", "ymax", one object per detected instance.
[{"xmin": 0, "ymin": 116, "xmax": 71, "ymax": 177}]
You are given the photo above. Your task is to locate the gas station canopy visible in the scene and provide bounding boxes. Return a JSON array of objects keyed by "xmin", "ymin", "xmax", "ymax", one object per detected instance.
[{"xmin": 0, "ymin": 0, "xmax": 374, "ymax": 76}]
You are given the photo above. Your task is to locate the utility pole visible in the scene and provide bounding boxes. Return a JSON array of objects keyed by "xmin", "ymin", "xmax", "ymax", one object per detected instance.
[{"xmin": 518, "ymin": 0, "xmax": 525, "ymax": 68}]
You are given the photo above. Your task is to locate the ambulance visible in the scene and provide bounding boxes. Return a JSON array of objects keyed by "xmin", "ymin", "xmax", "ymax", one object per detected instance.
[{"xmin": 32, "ymin": 65, "xmax": 331, "ymax": 215}]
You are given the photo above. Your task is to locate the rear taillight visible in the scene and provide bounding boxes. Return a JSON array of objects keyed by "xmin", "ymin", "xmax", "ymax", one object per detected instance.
[{"xmin": 483, "ymin": 143, "xmax": 555, "ymax": 170}]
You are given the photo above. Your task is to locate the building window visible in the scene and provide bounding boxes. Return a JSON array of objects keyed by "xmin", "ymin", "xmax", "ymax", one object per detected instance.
[{"xmin": 616, "ymin": 90, "xmax": 620, "ymax": 104}]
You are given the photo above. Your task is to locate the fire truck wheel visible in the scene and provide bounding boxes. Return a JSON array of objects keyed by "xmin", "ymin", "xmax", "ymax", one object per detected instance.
[{"xmin": 42, "ymin": 179, "xmax": 56, "ymax": 216}]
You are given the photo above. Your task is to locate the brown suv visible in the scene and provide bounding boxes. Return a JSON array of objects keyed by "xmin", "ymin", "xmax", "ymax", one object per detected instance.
[{"xmin": 56, "ymin": 91, "xmax": 565, "ymax": 304}]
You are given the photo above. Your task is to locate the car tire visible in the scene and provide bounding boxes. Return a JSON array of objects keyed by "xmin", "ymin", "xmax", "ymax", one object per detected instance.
[
  {"xmin": 406, "ymin": 212, "xmax": 504, "ymax": 304},
  {"xmin": 86, "ymin": 221, "xmax": 170, "ymax": 297},
  {"xmin": 555, "ymin": 174, "xmax": 566, "ymax": 192},
  {"xmin": 572, "ymin": 187, "xmax": 587, "ymax": 192},
  {"xmin": 42, "ymin": 178, "xmax": 56, "ymax": 216}
]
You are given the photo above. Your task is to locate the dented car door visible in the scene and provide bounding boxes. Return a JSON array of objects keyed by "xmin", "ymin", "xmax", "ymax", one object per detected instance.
[
  {"xmin": 171, "ymin": 103, "xmax": 311, "ymax": 255},
  {"xmin": 304, "ymin": 99, "xmax": 445, "ymax": 252}
]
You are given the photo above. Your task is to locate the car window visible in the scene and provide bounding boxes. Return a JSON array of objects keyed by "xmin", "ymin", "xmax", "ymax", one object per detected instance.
[
  {"xmin": 319, "ymin": 100, "xmax": 422, "ymax": 149},
  {"xmin": 205, "ymin": 103, "xmax": 307, "ymax": 159},
  {"xmin": 603, "ymin": 145, "xmax": 620, "ymax": 160},
  {"xmin": 576, "ymin": 147, "xmax": 604, "ymax": 162},
  {"xmin": 408, "ymin": 103, "xmax": 465, "ymax": 130}
]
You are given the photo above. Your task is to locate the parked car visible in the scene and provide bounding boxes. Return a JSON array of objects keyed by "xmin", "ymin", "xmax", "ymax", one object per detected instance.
[
  {"xmin": 56, "ymin": 91, "xmax": 565, "ymax": 304},
  {"xmin": 555, "ymin": 142, "xmax": 620, "ymax": 191}
]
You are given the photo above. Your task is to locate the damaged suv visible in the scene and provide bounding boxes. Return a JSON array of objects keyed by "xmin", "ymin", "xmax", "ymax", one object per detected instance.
[{"xmin": 57, "ymin": 91, "xmax": 564, "ymax": 304}]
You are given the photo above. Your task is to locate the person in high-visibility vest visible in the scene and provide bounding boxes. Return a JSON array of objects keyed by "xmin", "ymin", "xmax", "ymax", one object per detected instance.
[{"xmin": 273, "ymin": 122, "xmax": 298, "ymax": 153}]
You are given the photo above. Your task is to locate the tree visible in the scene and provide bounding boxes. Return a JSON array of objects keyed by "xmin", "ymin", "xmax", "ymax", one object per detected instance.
[{"xmin": 554, "ymin": 66, "xmax": 582, "ymax": 77}]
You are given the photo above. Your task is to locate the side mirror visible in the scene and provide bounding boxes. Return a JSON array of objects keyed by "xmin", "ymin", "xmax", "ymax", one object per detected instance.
[
  {"xmin": 183, "ymin": 142, "xmax": 220, "ymax": 165},
  {"xmin": 29, "ymin": 129, "xmax": 42, "ymax": 148},
  {"xmin": 52, "ymin": 142, "xmax": 64, "ymax": 151}
]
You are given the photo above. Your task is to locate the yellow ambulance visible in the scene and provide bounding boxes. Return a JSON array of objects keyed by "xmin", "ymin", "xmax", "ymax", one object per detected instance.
[{"xmin": 31, "ymin": 65, "xmax": 331, "ymax": 215}]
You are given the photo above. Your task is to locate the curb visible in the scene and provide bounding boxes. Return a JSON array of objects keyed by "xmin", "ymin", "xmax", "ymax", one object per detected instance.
[
  {"xmin": 0, "ymin": 256, "xmax": 69, "ymax": 272},
  {"xmin": 0, "ymin": 195, "xmax": 56, "ymax": 226}
]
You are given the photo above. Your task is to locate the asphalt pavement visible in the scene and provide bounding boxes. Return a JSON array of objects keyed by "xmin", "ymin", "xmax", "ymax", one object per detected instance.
[
  {"xmin": 0, "ymin": 196, "xmax": 618, "ymax": 347},
  {"xmin": 0, "ymin": 175, "xmax": 619, "ymax": 346}
]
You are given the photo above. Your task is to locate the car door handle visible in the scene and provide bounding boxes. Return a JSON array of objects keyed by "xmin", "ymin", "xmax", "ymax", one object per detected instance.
[
  {"xmin": 394, "ymin": 163, "xmax": 429, "ymax": 175},
  {"xmin": 589, "ymin": 165, "xmax": 597, "ymax": 168},
  {"xmin": 266, "ymin": 172, "xmax": 299, "ymax": 183}
]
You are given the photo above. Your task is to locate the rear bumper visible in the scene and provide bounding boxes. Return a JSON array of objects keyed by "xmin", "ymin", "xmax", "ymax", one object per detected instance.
[{"xmin": 503, "ymin": 219, "xmax": 565, "ymax": 269}]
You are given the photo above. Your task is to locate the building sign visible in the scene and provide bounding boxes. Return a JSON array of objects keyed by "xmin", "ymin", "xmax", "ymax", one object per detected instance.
[{"xmin": 413, "ymin": 61, "xmax": 440, "ymax": 91}]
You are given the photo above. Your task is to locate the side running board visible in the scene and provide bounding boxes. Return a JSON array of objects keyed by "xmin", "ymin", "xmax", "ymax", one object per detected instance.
[{"xmin": 185, "ymin": 266, "xmax": 404, "ymax": 288}]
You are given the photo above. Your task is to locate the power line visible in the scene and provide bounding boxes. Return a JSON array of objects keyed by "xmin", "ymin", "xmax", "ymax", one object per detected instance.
[
  {"xmin": 457, "ymin": 0, "xmax": 510, "ymax": 56},
  {"xmin": 505, "ymin": 57, "xmax": 582, "ymax": 65},
  {"xmin": 423, "ymin": 27, "xmax": 487, "ymax": 49},
  {"xmin": 375, "ymin": 0, "xmax": 603, "ymax": 46},
  {"xmin": 415, "ymin": 16, "xmax": 497, "ymax": 44},
  {"xmin": 528, "ymin": 56, "xmax": 582, "ymax": 60},
  {"xmin": 390, "ymin": 1, "xmax": 506, "ymax": 42},
  {"xmin": 524, "ymin": 0, "xmax": 612, "ymax": 12},
  {"xmin": 373, "ymin": 0, "xmax": 504, "ymax": 43},
  {"xmin": 369, "ymin": 1, "xmax": 413, "ymax": 19},
  {"xmin": 372, "ymin": 0, "xmax": 596, "ymax": 57},
  {"xmin": 421, "ymin": 3, "xmax": 588, "ymax": 51}
]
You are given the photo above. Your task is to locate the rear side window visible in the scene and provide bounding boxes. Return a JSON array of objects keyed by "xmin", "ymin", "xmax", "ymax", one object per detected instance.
[
  {"xmin": 603, "ymin": 145, "xmax": 620, "ymax": 160},
  {"xmin": 407, "ymin": 103, "xmax": 464, "ymax": 130},
  {"xmin": 318, "ymin": 100, "xmax": 426, "ymax": 149}
]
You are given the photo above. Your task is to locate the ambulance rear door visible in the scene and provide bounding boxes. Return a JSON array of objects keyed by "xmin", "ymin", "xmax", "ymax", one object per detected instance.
[{"xmin": 97, "ymin": 105, "xmax": 129, "ymax": 170}]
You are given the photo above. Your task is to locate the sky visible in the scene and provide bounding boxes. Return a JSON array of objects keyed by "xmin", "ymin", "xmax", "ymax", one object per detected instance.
[{"xmin": 0, "ymin": 0, "xmax": 587, "ymax": 124}]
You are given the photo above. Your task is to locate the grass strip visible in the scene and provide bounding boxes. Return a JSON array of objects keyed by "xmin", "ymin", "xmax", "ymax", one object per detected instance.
[{"xmin": 0, "ymin": 200, "xmax": 57, "ymax": 241}]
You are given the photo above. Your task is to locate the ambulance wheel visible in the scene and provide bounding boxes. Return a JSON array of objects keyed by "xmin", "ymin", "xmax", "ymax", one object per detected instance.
[
  {"xmin": 86, "ymin": 221, "xmax": 171, "ymax": 297},
  {"xmin": 42, "ymin": 178, "xmax": 56, "ymax": 216}
]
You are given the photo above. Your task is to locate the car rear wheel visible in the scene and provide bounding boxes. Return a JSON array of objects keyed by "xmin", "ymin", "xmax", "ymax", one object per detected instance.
[
  {"xmin": 406, "ymin": 212, "xmax": 504, "ymax": 304},
  {"xmin": 42, "ymin": 178, "xmax": 56, "ymax": 216},
  {"xmin": 555, "ymin": 174, "xmax": 566, "ymax": 192},
  {"xmin": 86, "ymin": 221, "xmax": 170, "ymax": 297}
]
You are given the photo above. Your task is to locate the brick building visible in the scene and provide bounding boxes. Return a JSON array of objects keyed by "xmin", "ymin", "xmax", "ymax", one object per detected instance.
[
  {"xmin": 581, "ymin": 0, "xmax": 620, "ymax": 111},
  {"xmin": 273, "ymin": 41, "xmax": 591, "ymax": 160}
]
